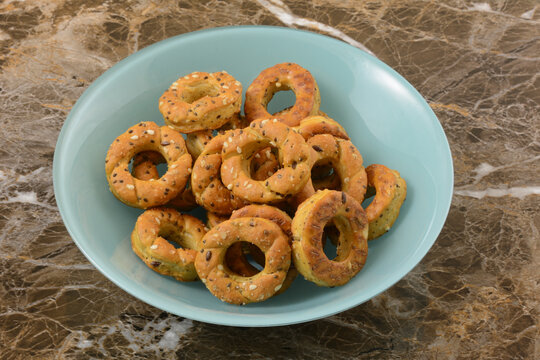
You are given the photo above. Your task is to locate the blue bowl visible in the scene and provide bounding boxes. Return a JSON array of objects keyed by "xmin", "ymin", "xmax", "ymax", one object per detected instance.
[{"xmin": 53, "ymin": 26, "xmax": 453, "ymax": 327}]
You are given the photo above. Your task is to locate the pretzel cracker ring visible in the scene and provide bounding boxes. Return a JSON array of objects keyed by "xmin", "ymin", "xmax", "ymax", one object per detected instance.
[
  {"xmin": 295, "ymin": 115, "xmax": 349, "ymax": 140},
  {"xmin": 191, "ymin": 130, "xmax": 248, "ymax": 214},
  {"xmin": 132, "ymin": 151, "xmax": 197, "ymax": 211},
  {"xmin": 313, "ymin": 134, "xmax": 367, "ymax": 199},
  {"xmin": 105, "ymin": 122, "xmax": 192, "ymax": 209},
  {"xmin": 230, "ymin": 205, "xmax": 297, "ymax": 295},
  {"xmin": 244, "ymin": 63, "xmax": 320, "ymax": 126},
  {"xmin": 186, "ymin": 113, "xmax": 248, "ymax": 160},
  {"xmin": 221, "ymin": 119, "xmax": 312, "ymax": 203},
  {"xmin": 195, "ymin": 217, "xmax": 291, "ymax": 305},
  {"xmin": 365, "ymin": 164, "xmax": 407, "ymax": 240},
  {"xmin": 292, "ymin": 190, "xmax": 369, "ymax": 287},
  {"xmin": 159, "ymin": 71, "xmax": 242, "ymax": 133},
  {"xmin": 131, "ymin": 207, "xmax": 205, "ymax": 281}
]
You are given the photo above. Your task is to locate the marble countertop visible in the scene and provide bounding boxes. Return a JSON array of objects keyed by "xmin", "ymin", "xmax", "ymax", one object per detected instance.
[{"xmin": 1, "ymin": 0, "xmax": 538, "ymax": 358}]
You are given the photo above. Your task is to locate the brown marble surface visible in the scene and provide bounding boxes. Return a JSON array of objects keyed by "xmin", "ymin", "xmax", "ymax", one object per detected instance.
[{"xmin": 0, "ymin": 0, "xmax": 539, "ymax": 358}]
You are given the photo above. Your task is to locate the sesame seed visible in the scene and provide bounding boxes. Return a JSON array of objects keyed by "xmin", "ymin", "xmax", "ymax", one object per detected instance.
[
  {"xmin": 147, "ymin": 129, "xmax": 155, "ymax": 135},
  {"xmin": 218, "ymin": 265, "xmax": 224, "ymax": 270},
  {"xmin": 168, "ymin": 125, "xmax": 175, "ymax": 129},
  {"xmin": 266, "ymin": 150, "xmax": 271, "ymax": 159},
  {"xmin": 267, "ymin": 171, "xmax": 273, "ymax": 176},
  {"xmin": 234, "ymin": 81, "xmax": 240, "ymax": 86},
  {"xmin": 222, "ymin": 85, "xmax": 229, "ymax": 89},
  {"xmin": 170, "ymin": 250, "xmax": 175, "ymax": 254},
  {"xmin": 274, "ymin": 284, "xmax": 282, "ymax": 292},
  {"xmin": 184, "ymin": 76, "xmax": 189, "ymax": 79},
  {"xmin": 227, "ymin": 184, "xmax": 233, "ymax": 190},
  {"xmin": 130, "ymin": 135, "xmax": 139, "ymax": 140},
  {"xmin": 126, "ymin": 184, "xmax": 135, "ymax": 190},
  {"xmin": 221, "ymin": 233, "xmax": 227, "ymax": 240},
  {"xmin": 275, "ymin": 82, "xmax": 281, "ymax": 87},
  {"xmin": 261, "ymin": 119, "xmax": 268, "ymax": 126},
  {"xmin": 170, "ymin": 164, "xmax": 177, "ymax": 168},
  {"xmin": 344, "ymin": 177, "xmax": 350, "ymax": 183},
  {"xmin": 249, "ymin": 284, "xmax": 257, "ymax": 290},
  {"xmin": 172, "ymin": 82, "xmax": 178, "ymax": 86},
  {"xmin": 236, "ymin": 146, "xmax": 242, "ymax": 154},
  {"xmin": 193, "ymin": 174, "xmax": 197, "ymax": 179},
  {"xmin": 154, "ymin": 217, "xmax": 161, "ymax": 224},
  {"xmin": 223, "ymin": 141, "xmax": 228, "ymax": 148},
  {"xmin": 230, "ymin": 167, "xmax": 234, "ymax": 173},
  {"xmin": 150, "ymin": 244, "xmax": 158, "ymax": 249},
  {"xmin": 255, "ymin": 153, "xmax": 261, "ymax": 159},
  {"xmin": 246, "ymin": 184, "xmax": 252, "ymax": 189},
  {"xmin": 187, "ymin": 168, "xmax": 192, "ymax": 173},
  {"xmin": 192, "ymin": 74, "xmax": 199, "ymax": 78},
  {"xmin": 270, "ymin": 141, "xmax": 276, "ymax": 147},
  {"xmin": 222, "ymin": 99, "xmax": 227, "ymax": 105},
  {"xmin": 273, "ymin": 118, "xmax": 278, "ymax": 123},
  {"xmin": 228, "ymin": 136, "xmax": 233, "ymax": 143},
  {"xmin": 159, "ymin": 101, "xmax": 163, "ymax": 106}
]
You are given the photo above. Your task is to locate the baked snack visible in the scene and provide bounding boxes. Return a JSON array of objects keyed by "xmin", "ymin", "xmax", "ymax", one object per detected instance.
[
  {"xmin": 191, "ymin": 130, "xmax": 249, "ymax": 214},
  {"xmin": 195, "ymin": 217, "xmax": 291, "ymax": 305},
  {"xmin": 159, "ymin": 71, "xmax": 242, "ymax": 133},
  {"xmin": 292, "ymin": 190, "xmax": 369, "ymax": 287},
  {"xmin": 105, "ymin": 122, "xmax": 192, "ymax": 208},
  {"xmin": 220, "ymin": 119, "xmax": 312, "ymax": 203},
  {"xmin": 131, "ymin": 151, "xmax": 197, "ymax": 211},
  {"xmin": 244, "ymin": 63, "xmax": 320, "ymax": 126},
  {"xmin": 131, "ymin": 207, "xmax": 205, "ymax": 281},
  {"xmin": 230, "ymin": 205, "xmax": 297, "ymax": 295},
  {"xmin": 364, "ymin": 164, "xmax": 407, "ymax": 239}
]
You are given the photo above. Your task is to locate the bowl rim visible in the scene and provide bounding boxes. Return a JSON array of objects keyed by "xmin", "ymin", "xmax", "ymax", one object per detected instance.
[{"xmin": 53, "ymin": 25, "xmax": 454, "ymax": 327}]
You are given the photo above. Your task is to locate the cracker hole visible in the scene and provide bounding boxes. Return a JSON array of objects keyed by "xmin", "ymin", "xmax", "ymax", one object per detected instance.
[
  {"xmin": 131, "ymin": 151, "xmax": 167, "ymax": 179},
  {"xmin": 181, "ymin": 81, "xmax": 220, "ymax": 103},
  {"xmin": 267, "ymin": 90, "xmax": 296, "ymax": 115},
  {"xmin": 158, "ymin": 227, "xmax": 184, "ymax": 249},
  {"xmin": 322, "ymin": 225, "xmax": 338, "ymax": 260},
  {"xmin": 225, "ymin": 241, "xmax": 265, "ymax": 276},
  {"xmin": 250, "ymin": 146, "xmax": 281, "ymax": 181},
  {"xmin": 311, "ymin": 160, "xmax": 340, "ymax": 191}
]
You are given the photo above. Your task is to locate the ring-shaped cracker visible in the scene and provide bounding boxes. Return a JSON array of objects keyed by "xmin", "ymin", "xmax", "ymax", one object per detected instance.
[
  {"xmin": 159, "ymin": 71, "xmax": 242, "ymax": 133},
  {"xmin": 365, "ymin": 164, "xmax": 407, "ymax": 240},
  {"xmin": 105, "ymin": 122, "xmax": 192, "ymax": 209},
  {"xmin": 221, "ymin": 119, "xmax": 311, "ymax": 203},
  {"xmin": 289, "ymin": 134, "xmax": 367, "ymax": 207},
  {"xmin": 292, "ymin": 190, "xmax": 368, "ymax": 287},
  {"xmin": 191, "ymin": 130, "xmax": 248, "ymax": 214},
  {"xmin": 244, "ymin": 63, "xmax": 320, "ymax": 126},
  {"xmin": 195, "ymin": 217, "xmax": 291, "ymax": 305},
  {"xmin": 230, "ymin": 205, "xmax": 297, "ymax": 295},
  {"xmin": 131, "ymin": 207, "xmax": 205, "ymax": 281},
  {"xmin": 132, "ymin": 151, "xmax": 197, "ymax": 211}
]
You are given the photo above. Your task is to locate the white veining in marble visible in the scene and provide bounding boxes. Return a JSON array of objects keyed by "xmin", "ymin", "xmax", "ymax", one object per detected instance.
[
  {"xmin": 0, "ymin": 191, "xmax": 57, "ymax": 210},
  {"xmin": 470, "ymin": 156, "xmax": 540, "ymax": 184},
  {"xmin": 520, "ymin": 8, "xmax": 536, "ymax": 20},
  {"xmin": 454, "ymin": 186, "xmax": 540, "ymax": 200},
  {"xmin": 470, "ymin": 3, "xmax": 492, "ymax": 12},
  {"xmin": 256, "ymin": 0, "xmax": 375, "ymax": 56}
]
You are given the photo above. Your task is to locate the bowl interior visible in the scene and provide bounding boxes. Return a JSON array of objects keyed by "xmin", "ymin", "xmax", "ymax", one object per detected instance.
[{"xmin": 54, "ymin": 26, "xmax": 453, "ymax": 327}]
